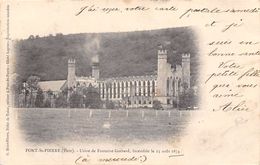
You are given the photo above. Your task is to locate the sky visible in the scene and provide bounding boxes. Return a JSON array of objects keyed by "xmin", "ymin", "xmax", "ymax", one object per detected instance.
[{"xmin": 6, "ymin": 0, "xmax": 192, "ymax": 39}]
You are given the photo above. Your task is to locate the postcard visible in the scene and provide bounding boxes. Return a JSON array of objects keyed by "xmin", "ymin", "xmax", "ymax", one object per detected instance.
[{"xmin": 0, "ymin": 0, "xmax": 259, "ymax": 164}]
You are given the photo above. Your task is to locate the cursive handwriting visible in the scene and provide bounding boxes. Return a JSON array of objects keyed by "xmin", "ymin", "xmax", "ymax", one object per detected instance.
[
  {"xmin": 205, "ymin": 70, "xmax": 238, "ymax": 83},
  {"xmin": 238, "ymin": 50, "xmax": 260, "ymax": 56},
  {"xmin": 212, "ymin": 91, "xmax": 243, "ymax": 98},
  {"xmin": 209, "ymin": 83, "xmax": 230, "ymax": 93},
  {"xmin": 75, "ymin": 156, "xmax": 90, "ymax": 165},
  {"xmin": 75, "ymin": 155, "xmax": 147, "ymax": 164},
  {"xmin": 98, "ymin": 155, "xmax": 147, "ymax": 163},
  {"xmin": 75, "ymin": 5, "xmax": 260, "ymax": 18},
  {"xmin": 213, "ymin": 100, "xmax": 249, "ymax": 112},
  {"xmin": 208, "ymin": 47, "xmax": 235, "ymax": 56},
  {"xmin": 75, "ymin": 5, "xmax": 97, "ymax": 16},
  {"xmin": 218, "ymin": 60, "xmax": 243, "ymax": 69},
  {"xmin": 237, "ymin": 67, "xmax": 260, "ymax": 80},
  {"xmin": 179, "ymin": 7, "xmax": 260, "ymax": 19},
  {"xmin": 208, "ymin": 40, "xmax": 232, "ymax": 46},
  {"xmin": 221, "ymin": 19, "xmax": 243, "ymax": 32}
]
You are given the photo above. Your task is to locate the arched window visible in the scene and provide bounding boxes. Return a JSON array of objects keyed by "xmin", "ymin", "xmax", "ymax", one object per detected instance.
[
  {"xmin": 152, "ymin": 80, "xmax": 155, "ymax": 96},
  {"xmin": 134, "ymin": 81, "xmax": 137, "ymax": 96},
  {"xmin": 147, "ymin": 81, "xmax": 150, "ymax": 96},
  {"xmin": 102, "ymin": 83, "xmax": 105, "ymax": 98},
  {"xmin": 143, "ymin": 81, "xmax": 146, "ymax": 96},
  {"xmin": 117, "ymin": 82, "xmax": 120, "ymax": 98},
  {"xmin": 108, "ymin": 83, "xmax": 112, "ymax": 99},
  {"xmin": 113, "ymin": 82, "xmax": 116, "ymax": 98},
  {"xmin": 130, "ymin": 81, "xmax": 133, "ymax": 96},
  {"xmin": 126, "ymin": 82, "xmax": 128, "ymax": 96},
  {"xmin": 121, "ymin": 82, "xmax": 124, "ymax": 98},
  {"xmin": 138, "ymin": 81, "xmax": 141, "ymax": 96}
]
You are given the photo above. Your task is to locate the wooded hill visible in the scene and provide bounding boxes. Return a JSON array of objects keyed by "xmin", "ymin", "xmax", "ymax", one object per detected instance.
[{"xmin": 14, "ymin": 27, "xmax": 199, "ymax": 86}]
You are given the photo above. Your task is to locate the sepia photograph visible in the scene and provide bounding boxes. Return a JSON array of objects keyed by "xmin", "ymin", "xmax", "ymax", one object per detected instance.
[
  {"xmin": 1, "ymin": 0, "xmax": 259, "ymax": 164},
  {"xmin": 12, "ymin": 27, "xmax": 199, "ymax": 143}
]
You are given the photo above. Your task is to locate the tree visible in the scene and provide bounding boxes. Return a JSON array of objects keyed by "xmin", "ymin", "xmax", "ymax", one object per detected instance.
[
  {"xmin": 55, "ymin": 94, "xmax": 67, "ymax": 108},
  {"xmin": 153, "ymin": 100, "xmax": 163, "ymax": 110},
  {"xmin": 35, "ymin": 89, "xmax": 44, "ymax": 107},
  {"xmin": 46, "ymin": 90, "xmax": 53, "ymax": 96},
  {"xmin": 69, "ymin": 92, "xmax": 82, "ymax": 108},
  {"xmin": 105, "ymin": 101, "xmax": 115, "ymax": 109},
  {"xmin": 82, "ymin": 85, "xmax": 102, "ymax": 109},
  {"xmin": 11, "ymin": 74, "xmax": 23, "ymax": 107},
  {"xmin": 26, "ymin": 75, "xmax": 40, "ymax": 107},
  {"xmin": 44, "ymin": 99, "xmax": 51, "ymax": 108},
  {"xmin": 179, "ymin": 88, "xmax": 198, "ymax": 109}
]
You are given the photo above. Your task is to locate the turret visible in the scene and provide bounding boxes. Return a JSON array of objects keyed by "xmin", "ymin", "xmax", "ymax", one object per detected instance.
[
  {"xmin": 156, "ymin": 47, "xmax": 168, "ymax": 104},
  {"xmin": 67, "ymin": 59, "xmax": 76, "ymax": 89},
  {"xmin": 181, "ymin": 53, "xmax": 190, "ymax": 89},
  {"xmin": 157, "ymin": 49, "xmax": 168, "ymax": 75}
]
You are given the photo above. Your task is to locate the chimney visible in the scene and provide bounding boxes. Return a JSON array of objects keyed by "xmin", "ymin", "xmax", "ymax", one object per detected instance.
[{"xmin": 92, "ymin": 56, "xmax": 99, "ymax": 79}]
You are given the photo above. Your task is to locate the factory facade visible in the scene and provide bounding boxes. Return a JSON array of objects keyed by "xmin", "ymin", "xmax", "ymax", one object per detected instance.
[{"xmin": 65, "ymin": 48, "xmax": 191, "ymax": 108}]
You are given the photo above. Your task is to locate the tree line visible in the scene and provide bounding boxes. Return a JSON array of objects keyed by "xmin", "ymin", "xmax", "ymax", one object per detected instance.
[{"xmin": 12, "ymin": 75, "xmax": 198, "ymax": 110}]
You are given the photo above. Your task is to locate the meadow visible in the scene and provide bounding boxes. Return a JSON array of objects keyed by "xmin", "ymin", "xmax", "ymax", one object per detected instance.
[{"xmin": 17, "ymin": 108, "xmax": 193, "ymax": 143}]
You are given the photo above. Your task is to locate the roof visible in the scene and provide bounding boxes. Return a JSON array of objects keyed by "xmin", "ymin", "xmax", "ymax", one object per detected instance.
[{"xmin": 38, "ymin": 80, "xmax": 66, "ymax": 92}]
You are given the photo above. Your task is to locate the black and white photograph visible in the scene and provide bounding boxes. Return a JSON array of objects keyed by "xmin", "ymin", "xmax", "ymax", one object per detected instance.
[
  {"xmin": 1, "ymin": 1, "xmax": 259, "ymax": 164},
  {"xmin": 12, "ymin": 27, "xmax": 199, "ymax": 143}
]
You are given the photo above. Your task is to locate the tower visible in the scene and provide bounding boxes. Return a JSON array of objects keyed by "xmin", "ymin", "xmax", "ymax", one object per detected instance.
[
  {"xmin": 156, "ymin": 48, "xmax": 168, "ymax": 105},
  {"xmin": 181, "ymin": 53, "xmax": 191, "ymax": 89},
  {"xmin": 67, "ymin": 59, "xmax": 76, "ymax": 89},
  {"xmin": 92, "ymin": 56, "xmax": 100, "ymax": 80}
]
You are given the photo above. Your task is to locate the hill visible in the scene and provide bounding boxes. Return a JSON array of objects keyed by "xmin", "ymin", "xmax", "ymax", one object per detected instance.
[{"xmin": 14, "ymin": 27, "xmax": 199, "ymax": 86}]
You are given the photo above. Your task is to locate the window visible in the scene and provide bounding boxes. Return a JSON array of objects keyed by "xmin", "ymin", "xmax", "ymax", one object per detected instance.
[
  {"xmin": 152, "ymin": 80, "xmax": 155, "ymax": 96},
  {"xmin": 147, "ymin": 81, "xmax": 150, "ymax": 96},
  {"xmin": 102, "ymin": 83, "xmax": 105, "ymax": 98},
  {"xmin": 109, "ymin": 83, "xmax": 112, "ymax": 98},
  {"xmin": 143, "ymin": 81, "xmax": 146, "ymax": 96},
  {"xmin": 113, "ymin": 82, "xmax": 116, "ymax": 98},
  {"xmin": 138, "ymin": 81, "xmax": 141, "ymax": 96},
  {"xmin": 130, "ymin": 82, "xmax": 133, "ymax": 96},
  {"xmin": 134, "ymin": 81, "xmax": 137, "ymax": 96},
  {"xmin": 126, "ymin": 82, "xmax": 128, "ymax": 96},
  {"xmin": 117, "ymin": 82, "xmax": 120, "ymax": 98},
  {"xmin": 121, "ymin": 82, "xmax": 124, "ymax": 98}
]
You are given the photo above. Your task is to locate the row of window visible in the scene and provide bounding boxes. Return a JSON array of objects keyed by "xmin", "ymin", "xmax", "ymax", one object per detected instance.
[{"xmin": 99, "ymin": 80, "xmax": 156, "ymax": 99}]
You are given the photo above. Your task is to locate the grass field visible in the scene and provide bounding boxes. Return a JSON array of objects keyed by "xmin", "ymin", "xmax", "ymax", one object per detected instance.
[{"xmin": 17, "ymin": 108, "xmax": 193, "ymax": 143}]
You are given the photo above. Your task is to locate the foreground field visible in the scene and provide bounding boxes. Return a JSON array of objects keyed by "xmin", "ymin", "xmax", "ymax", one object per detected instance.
[{"xmin": 17, "ymin": 108, "xmax": 193, "ymax": 143}]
